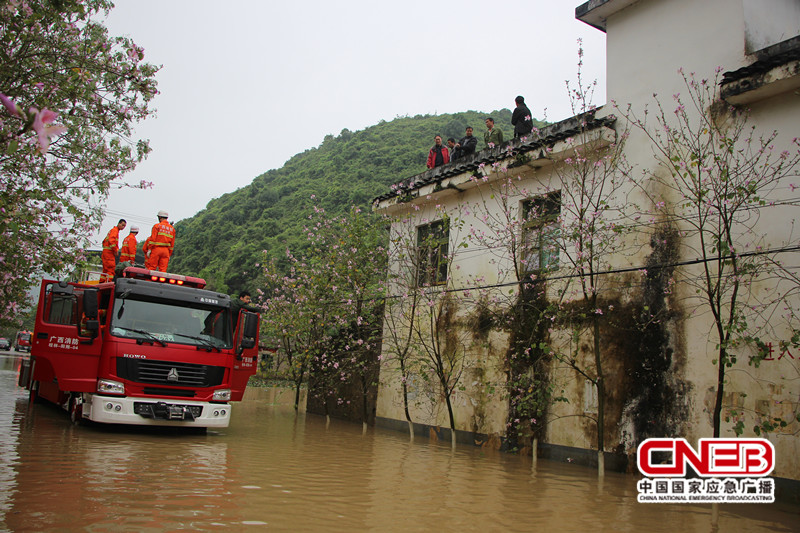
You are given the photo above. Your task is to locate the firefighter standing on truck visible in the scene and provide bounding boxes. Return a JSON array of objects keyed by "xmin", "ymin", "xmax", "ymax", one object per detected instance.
[
  {"xmin": 101, "ymin": 219, "xmax": 127, "ymax": 280},
  {"xmin": 119, "ymin": 225, "xmax": 139, "ymax": 264},
  {"xmin": 144, "ymin": 210, "xmax": 175, "ymax": 272}
]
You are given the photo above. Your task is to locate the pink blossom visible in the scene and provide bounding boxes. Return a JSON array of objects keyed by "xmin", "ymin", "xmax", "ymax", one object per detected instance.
[
  {"xmin": 0, "ymin": 93, "xmax": 20, "ymax": 117},
  {"xmin": 30, "ymin": 107, "xmax": 67, "ymax": 153}
]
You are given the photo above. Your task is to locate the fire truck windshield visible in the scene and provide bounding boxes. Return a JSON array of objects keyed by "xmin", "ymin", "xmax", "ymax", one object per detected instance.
[{"xmin": 110, "ymin": 297, "xmax": 232, "ymax": 350}]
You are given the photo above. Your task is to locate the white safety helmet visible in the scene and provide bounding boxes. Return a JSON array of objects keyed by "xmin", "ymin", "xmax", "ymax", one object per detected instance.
[
  {"xmin": 130, "ymin": 225, "xmax": 139, "ymax": 232},
  {"xmin": 157, "ymin": 210, "xmax": 169, "ymax": 218}
]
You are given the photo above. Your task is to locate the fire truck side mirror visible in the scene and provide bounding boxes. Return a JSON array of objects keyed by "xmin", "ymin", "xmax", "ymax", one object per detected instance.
[
  {"xmin": 81, "ymin": 288, "xmax": 100, "ymax": 341},
  {"xmin": 237, "ymin": 312, "xmax": 259, "ymax": 354},
  {"xmin": 243, "ymin": 312, "xmax": 258, "ymax": 340},
  {"xmin": 83, "ymin": 288, "xmax": 99, "ymax": 320}
]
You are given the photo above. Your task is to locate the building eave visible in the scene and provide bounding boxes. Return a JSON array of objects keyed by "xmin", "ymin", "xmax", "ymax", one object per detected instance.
[
  {"xmin": 721, "ymin": 36, "xmax": 800, "ymax": 105},
  {"xmin": 575, "ymin": 0, "xmax": 640, "ymax": 32},
  {"xmin": 373, "ymin": 111, "xmax": 617, "ymax": 214}
]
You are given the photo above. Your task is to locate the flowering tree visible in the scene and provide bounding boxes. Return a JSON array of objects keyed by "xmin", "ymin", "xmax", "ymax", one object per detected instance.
[
  {"xmin": 259, "ymin": 201, "xmax": 387, "ymax": 425},
  {"xmin": 0, "ymin": 0, "xmax": 159, "ymax": 327},
  {"xmin": 381, "ymin": 216, "xmax": 425, "ymax": 440},
  {"xmin": 492, "ymin": 45, "xmax": 633, "ymax": 475},
  {"xmin": 259, "ymin": 255, "xmax": 321, "ymax": 411},
  {"xmin": 304, "ymin": 204, "xmax": 387, "ymax": 429},
  {"xmin": 544, "ymin": 108, "xmax": 632, "ymax": 475},
  {"xmin": 382, "ymin": 206, "xmax": 474, "ymax": 449},
  {"xmin": 464, "ymin": 167, "xmax": 567, "ymax": 459},
  {"xmin": 618, "ymin": 68, "xmax": 800, "ymax": 437}
]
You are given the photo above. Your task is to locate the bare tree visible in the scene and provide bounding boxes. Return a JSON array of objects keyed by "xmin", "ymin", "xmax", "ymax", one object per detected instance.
[{"xmin": 618, "ymin": 67, "xmax": 800, "ymax": 437}]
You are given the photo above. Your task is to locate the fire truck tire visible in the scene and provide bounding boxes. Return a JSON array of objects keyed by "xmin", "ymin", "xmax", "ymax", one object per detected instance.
[{"xmin": 69, "ymin": 396, "xmax": 83, "ymax": 425}]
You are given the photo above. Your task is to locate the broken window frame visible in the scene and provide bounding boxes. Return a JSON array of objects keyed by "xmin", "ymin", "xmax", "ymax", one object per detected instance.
[
  {"xmin": 416, "ymin": 219, "xmax": 449, "ymax": 287},
  {"xmin": 521, "ymin": 191, "xmax": 561, "ymax": 274}
]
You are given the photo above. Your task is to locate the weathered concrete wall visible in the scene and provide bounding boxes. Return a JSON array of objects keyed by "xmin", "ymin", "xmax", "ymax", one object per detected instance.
[
  {"xmin": 600, "ymin": 0, "xmax": 800, "ymax": 481},
  {"xmin": 375, "ymin": 145, "xmax": 692, "ymax": 461}
]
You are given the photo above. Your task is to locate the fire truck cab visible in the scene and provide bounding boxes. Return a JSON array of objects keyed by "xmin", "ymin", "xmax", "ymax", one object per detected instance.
[{"xmin": 19, "ymin": 267, "xmax": 260, "ymax": 428}]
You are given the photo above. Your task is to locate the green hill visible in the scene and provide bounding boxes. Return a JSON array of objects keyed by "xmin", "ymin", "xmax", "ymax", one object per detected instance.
[{"xmin": 169, "ymin": 109, "xmax": 544, "ymax": 294}]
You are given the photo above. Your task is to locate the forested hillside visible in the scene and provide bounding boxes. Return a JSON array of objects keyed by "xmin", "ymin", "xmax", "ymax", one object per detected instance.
[{"xmin": 169, "ymin": 109, "xmax": 544, "ymax": 294}]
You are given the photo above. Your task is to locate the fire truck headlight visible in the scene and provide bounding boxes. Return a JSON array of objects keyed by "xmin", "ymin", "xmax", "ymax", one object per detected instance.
[
  {"xmin": 97, "ymin": 379, "xmax": 125, "ymax": 395},
  {"xmin": 212, "ymin": 389, "xmax": 231, "ymax": 401}
]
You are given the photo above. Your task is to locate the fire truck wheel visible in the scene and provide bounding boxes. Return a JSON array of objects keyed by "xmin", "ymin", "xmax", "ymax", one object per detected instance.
[{"xmin": 69, "ymin": 396, "xmax": 83, "ymax": 425}]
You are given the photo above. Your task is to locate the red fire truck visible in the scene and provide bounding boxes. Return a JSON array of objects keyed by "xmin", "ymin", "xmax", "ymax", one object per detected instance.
[
  {"xmin": 14, "ymin": 330, "xmax": 32, "ymax": 352},
  {"xmin": 18, "ymin": 267, "xmax": 260, "ymax": 428}
]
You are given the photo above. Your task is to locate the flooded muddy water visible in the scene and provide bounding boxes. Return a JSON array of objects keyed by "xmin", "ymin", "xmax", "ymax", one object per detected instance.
[{"xmin": 0, "ymin": 353, "xmax": 797, "ymax": 531}]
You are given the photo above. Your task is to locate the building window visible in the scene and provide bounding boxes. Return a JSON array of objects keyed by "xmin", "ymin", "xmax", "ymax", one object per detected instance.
[
  {"xmin": 417, "ymin": 219, "xmax": 449, "ymax": 286},
  {"xmin": 584, "ymin": 379, "xmax": 598, "ymax": 414},
  {"xmin": 522, "ymin": 192, "xmax": 560, "ymax": 273}
]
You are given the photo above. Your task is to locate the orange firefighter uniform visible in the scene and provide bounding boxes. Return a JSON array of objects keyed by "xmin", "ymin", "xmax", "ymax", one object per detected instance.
[
  {"xmin": 119, "ymin": 226, "xmax": 139, "ymax": 263},
  {"xmin": 142, "ymin": 237, "xmax": 152, "ymax": 261},
  {"xmin": 144, "ymin": 211, "xmax": 175, "ymax": 272},
  {"xmin": 101, "ymin": 222, "xmax": 125, "ymax": 279}
]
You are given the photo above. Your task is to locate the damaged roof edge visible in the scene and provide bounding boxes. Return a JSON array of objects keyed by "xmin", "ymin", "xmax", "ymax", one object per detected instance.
[
  {"xmin": 373, "ymin": 110, "xmax": 616, "ymax": 208},
  {"xmin": 575, "ymin": 0, "xmax": 640, "ymax": 32},
  {"xmin": 720, "ymin": 36, "xmax": 800, "ymax": 105}
]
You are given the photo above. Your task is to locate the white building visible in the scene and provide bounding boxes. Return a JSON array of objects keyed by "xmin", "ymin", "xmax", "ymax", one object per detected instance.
[{"xmin": 373, "ymin": 0, "xmax": 800, "ymax": 490}]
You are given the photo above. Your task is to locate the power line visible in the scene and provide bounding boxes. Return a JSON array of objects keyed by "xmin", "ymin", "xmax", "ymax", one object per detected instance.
[
  {"xmin": 261, "ymin": 245, "xmax": 800, "ymax": 310},
  {"xmin": 414, "ymin": 244, "xmax": 800, "ymax": 299}
]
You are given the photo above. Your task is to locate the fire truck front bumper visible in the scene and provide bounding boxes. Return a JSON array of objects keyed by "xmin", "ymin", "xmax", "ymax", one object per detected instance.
[{"xmin": 83, "ymin": 394, "xmax": 232, "ymax": 428}]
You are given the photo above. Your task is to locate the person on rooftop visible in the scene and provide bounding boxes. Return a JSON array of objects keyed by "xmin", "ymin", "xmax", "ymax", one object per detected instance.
[
  {"xmin": 512, "ymin": 95, "xmax": 534, "ymax": 137},
  {"xmin": 426, "ymin": 135, "xmax": 450, "ymax": 169},
  {"xmin": 484, "ymin": 117, "xmax": 503, "ymax": 148},
  {"xmin": 451, "ymin": 126, "xmax": 478, "ymax": 161},
  {"xmin": 446, "ymin": 138, "xmax": 456, "ymax": 159}
]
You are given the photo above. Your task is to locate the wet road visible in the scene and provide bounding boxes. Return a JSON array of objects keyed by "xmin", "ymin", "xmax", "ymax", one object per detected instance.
[{"xmin": 0, "ymin": 352, "xmax": 798, "ymax": 532}]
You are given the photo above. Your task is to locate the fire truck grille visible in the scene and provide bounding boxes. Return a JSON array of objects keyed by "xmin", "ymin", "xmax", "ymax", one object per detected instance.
[{"xmin": 116, "ymin": 358, "xmax": 225, "ymax": 388}]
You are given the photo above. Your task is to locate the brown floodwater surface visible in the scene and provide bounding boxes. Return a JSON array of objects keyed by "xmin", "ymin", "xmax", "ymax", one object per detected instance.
[{"xmin": 0, "ymin": 353, "xmax": 798, "ymax": 532}]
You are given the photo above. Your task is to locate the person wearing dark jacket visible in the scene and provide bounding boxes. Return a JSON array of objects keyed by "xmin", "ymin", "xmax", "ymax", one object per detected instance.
[
  {"xmin": 511, "ymin": 95, "xmax": 534, "ymax": 137},
  {"xmin": 426, "ymin": 135, "xmax": 450, "ymax": 169},
  {"xmin": 232, "ymin": 291, "xmax": 259, "ymax": 331},
  {"xmin": 451, "ymin": 126, "xmax": 478, "ymax": 161}
]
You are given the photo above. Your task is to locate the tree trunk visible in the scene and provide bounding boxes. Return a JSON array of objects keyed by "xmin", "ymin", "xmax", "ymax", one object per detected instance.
[
  {"xmin": 444, "ymin": 384, "xmax": 457, "ymax": 449},
  {"xmin": 597, "ymin": 449, "xmax": 605, "ymax": 478},
  {"xmin": 293, "ymin": 380, "xmax": 302, "ymax": 411},
  {"xmin": 361, "ymin": 375, "xmax": 369, "ymax": 429},
  {"xmin": 593, "ymin": 314, "xmax": 605, "ymax": 475},
  {"xmin": 712, "ymin": 348, "xmax": 726, "ymax": 437},
  {"xmin": 401, "ymin": 360, "xmax": 414, "ymax": 441}
]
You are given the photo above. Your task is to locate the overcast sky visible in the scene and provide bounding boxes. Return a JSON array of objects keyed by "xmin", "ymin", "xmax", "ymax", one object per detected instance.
[{"xmin": 92, "ymin": 0, "xmax": 606, "ymax": 247}]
